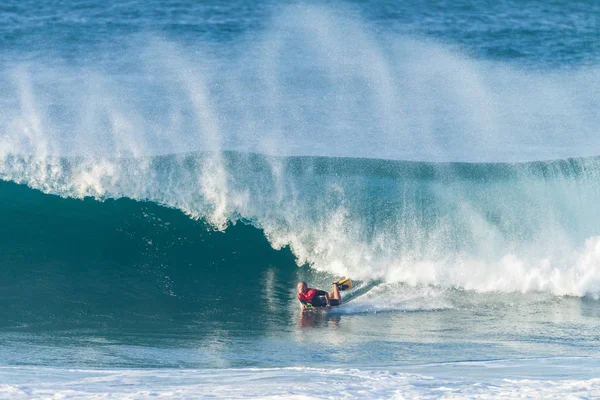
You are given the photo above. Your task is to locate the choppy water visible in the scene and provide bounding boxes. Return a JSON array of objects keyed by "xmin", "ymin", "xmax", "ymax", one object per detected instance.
[{"xmin": 1, "ymin": 0, "xmax": 600, "ymax": 398}]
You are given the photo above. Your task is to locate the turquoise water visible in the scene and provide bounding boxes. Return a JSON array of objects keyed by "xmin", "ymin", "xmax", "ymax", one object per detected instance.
[{"xmin": 1, "ymin": 0, "xmax": 600, "ymax": 398}]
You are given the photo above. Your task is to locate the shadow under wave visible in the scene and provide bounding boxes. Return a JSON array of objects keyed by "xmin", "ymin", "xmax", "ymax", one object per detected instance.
[{"xmin": 0, "ymin": 179, "xmax": 300, "ymax": 331}]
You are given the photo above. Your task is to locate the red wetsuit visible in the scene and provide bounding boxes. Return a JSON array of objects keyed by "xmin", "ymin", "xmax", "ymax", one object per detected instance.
[{"xmin": 298, "ymin": 288, "xmax": 327, "ymax": 306}]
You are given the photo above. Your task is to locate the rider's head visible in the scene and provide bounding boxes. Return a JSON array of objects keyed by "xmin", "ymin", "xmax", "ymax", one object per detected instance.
[{"xmin": 297, "ymin": 281, "xmax": 308, "ymax": 294}]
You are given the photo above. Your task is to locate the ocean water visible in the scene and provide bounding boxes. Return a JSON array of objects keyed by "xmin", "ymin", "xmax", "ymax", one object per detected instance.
[{"xmin": 1, "ymin": 0, "xmax": 600, "ymax": 398}]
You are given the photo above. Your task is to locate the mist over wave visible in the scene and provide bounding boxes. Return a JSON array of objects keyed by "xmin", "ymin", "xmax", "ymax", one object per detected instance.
[
  {"xmin": 1, "ymin": 6, "xmax": 599, "ymax": 162},
  {"xmin": 1, "ymin": 6, "xmax": 600, "ymax": 297}
]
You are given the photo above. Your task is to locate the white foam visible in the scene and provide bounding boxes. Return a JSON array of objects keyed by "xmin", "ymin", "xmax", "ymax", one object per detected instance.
[
  {"xmin": 3, "ymin": 152, "xmax": 600, "ymax": 297},
  {"xmin": 332, "ymin": 283, "xmax": 455, "ymax": 314},
  {"xmin": 0, "ymin": 366, "xmax": 599, "ymax": 400},
  {"xmin": 377, "ymin": 235, "xmax": 600, "ymax": 297}
]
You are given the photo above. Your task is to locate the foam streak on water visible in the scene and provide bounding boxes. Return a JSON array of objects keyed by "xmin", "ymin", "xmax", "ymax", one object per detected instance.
[{"xmin": 1, "ymin": 366, "xmax": 600, "ymax": 400}]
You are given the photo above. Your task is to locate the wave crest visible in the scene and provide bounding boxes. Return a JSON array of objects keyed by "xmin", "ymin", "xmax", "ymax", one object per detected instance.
[{"xmin": 2, "ymin": 152, "xmax": 600, "ymax": 297}]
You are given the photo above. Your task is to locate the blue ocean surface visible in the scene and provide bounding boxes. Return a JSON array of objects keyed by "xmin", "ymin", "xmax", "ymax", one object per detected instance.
[{"xmin": 1, "ymin": 0, "xmax": 600, "ymax": 398}]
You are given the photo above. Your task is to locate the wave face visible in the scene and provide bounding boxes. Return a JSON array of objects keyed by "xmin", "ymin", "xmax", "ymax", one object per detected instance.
[
  {"xmin": 2, "ymin": 152, "xmax": 600, "ymax": 303},
  {"xmin": 0, "ymin": 176, "xmax": 299, "ymax": 328},
  {"xmin": 2, "ymin": 4, "xmax": 600, "ymax": 314}
]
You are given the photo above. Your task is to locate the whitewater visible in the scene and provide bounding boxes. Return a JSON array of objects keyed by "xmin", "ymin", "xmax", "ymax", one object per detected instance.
[
  {"xmin": 1, "ymin": 0, "xmax": 600, "ymax": 398},
  {"xmin": 3, "ymin": 152, "xmax": 600, "ymax": 296}
]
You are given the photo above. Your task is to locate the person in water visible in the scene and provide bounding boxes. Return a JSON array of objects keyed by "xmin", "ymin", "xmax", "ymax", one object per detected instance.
[{"xmin": 297, "ymin": 281, "xmax": 342, "ymax": 309}]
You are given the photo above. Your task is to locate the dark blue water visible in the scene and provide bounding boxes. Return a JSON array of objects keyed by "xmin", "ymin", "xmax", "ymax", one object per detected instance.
[
  {"xmin": 1, "ymin": 1, "xmax": 600, "ymax": 398},
  {"xmin": 2, "ymin": 0, "xmax": 599, "ymax": 66}
]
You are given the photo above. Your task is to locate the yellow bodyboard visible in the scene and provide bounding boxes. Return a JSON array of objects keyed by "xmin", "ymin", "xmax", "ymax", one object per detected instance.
[{"xmin": 335, "ymin": 277, "xmax": 352, "ymax": 291}]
